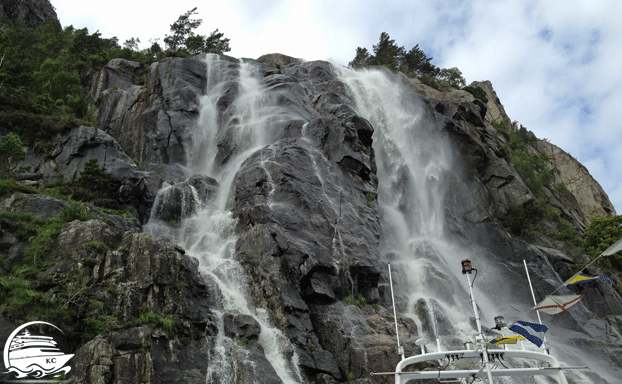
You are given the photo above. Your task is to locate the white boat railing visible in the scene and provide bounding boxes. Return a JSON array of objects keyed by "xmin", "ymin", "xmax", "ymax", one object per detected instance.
[
  {"xmin": 375, "ymin": 260, "xmax": 590, "ymax": 383},
  {"xmin": 371, "ymin": 347, "xmax": 588, "ymax": 383}
]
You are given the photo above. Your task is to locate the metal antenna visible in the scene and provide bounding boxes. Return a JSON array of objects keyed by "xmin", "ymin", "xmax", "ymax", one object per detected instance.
[{"xmin": 462, "ymin": 260, "xmax": 494, "ymax": 383}]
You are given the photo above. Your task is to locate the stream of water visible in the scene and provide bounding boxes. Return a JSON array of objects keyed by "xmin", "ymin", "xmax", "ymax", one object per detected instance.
[
  {"xmin": 335, "ymin": 66, "xmax": 480, "ymax": 343},
  {"xmin": 145, "ymin": 55, "xmax": 302, "ymax": 384},
  {"xmin": 334, "ymin": 65, "xmax": 611, "ymax": 384},
  {"xmin": 142, "ymin": 54, "xmax": 612, "ymax": 383}
]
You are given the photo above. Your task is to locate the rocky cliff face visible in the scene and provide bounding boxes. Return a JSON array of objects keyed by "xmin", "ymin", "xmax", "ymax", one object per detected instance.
[
  {"xmin": 0, "ymin": 0, "xmax": 60, "ymax": 29},
  {"xmin": 2, "ymin": 53, "xmax": 621, "ymax": 384},
  {"xmin": 539, "ymin": 140, "xmax": 616, "ymax": 220},
  {"xmin": 415, "ymin": 78, "xmax": 616, "ymax": 229}
]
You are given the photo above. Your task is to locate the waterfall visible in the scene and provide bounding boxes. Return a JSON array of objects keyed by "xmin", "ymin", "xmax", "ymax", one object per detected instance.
[
  {"xmin": 139, "ymin": 53, "xmax": 615, "ymax": 383},
  {"xmin": 334, "ymin": 66, "xmax": 614, "ymax": 384},
  {"xmin": 145, "ymin": 55, "xmax": 302, "ymax": 384},
  {"xmin": 335, "ymin": 66, "xmax": 477, "ymax": 343}
]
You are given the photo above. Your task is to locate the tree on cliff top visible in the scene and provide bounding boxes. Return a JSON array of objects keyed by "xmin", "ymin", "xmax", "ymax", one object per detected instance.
[
  {"xmin": 349, "ymin": 32, "xmax": 438, "ymax": 76},
  {"xmin": 164, "ymin": 8, "xmax": 230, "ymax": 56},
  {"xmin": 371, "ymin": 32, "xmax": 405, "ymax": 69},
  {"xmin": 348, "ymin": 32, "xmax": 467, "ymax": 91}
]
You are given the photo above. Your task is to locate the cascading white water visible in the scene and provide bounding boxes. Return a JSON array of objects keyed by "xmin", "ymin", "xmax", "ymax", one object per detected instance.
[
  {"xmin": 335, "ymin": 66, "xmax": 615, "ymax": 384},
  {"xmin": 146, "ymin": 55, "xmax": 301, "ymax": 384},
  {"xmin": 335, "ymin": 66, "xmax": 478, "ymax": 343},
  {"xmin": 140, "ymin": 53, "xmax": 615, "ymax": 383}
]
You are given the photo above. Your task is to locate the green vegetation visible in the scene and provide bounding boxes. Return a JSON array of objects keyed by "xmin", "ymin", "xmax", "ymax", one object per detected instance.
[
  {"xmin": 0, "ymin": 198, "xmax": 101, "ymax": 325},
  {"xmin": 83, "ymin": 315, "xmax": 120, "ymax": 339},
  {"xmin": 0, "ymin": 211, "xmax": 44, "ymax": 241},
  {"xmin": 0, "ymin": 277, "xmax": 55, "ymax": 317},
  {"xmin": 0, "ymin": 8, "xmax": 230, "ymax": 147},
  {"xmin": 97, "ymin": 206, "xmax": 133, "ymax": 218},
  {"xmin": 0, "ymin": 178, "xmax": 143, "ymax": 339},
  {"xmin": 0, "ymin": 133, "xmax": 27, "ymax": 177},
  {"xmin": 127, "ymin": 311, "xmax": 176, "ymax": 333},
  {"xmin": 347, "ymin": 371, "xmax": 356, "ymax": 382},
  {"xmin": 366, "ymin": 192, "xmax": 376, "ymax": 206},
  {"xmin": 89, "ymin": 299, "xmax": 104, "ymax": 310},
  {"xmin": 0, "ymin": 179, "xmax": 38, "ymax": 198},
  {"xmin": 83, "ymin": 306, "xmax": 178, "ymax": 340},
  {"xmin": 163, "ymin": 8, "xmax": 231, "ymax": 56},
  {"xmin": 348, "ymin": 32, "xmax": 471, "ymax": 93},
  {"xmin": 349, "ymin": 33, "xmax": 437, "ymax": 76},
  {"xmin": 582, "ymin": 215, "xmax": 622, "ymax": 271},
  {"xmin": 86, "ymin": 241, "xmax": 108, "ymax": 254},
  {"xmin": 0, "ymin": 145, "xmax": 117, "ymax": 203},
  {"xmin": 61, "ymin": 199, "xmax": 96, "ymax": 221},
  {"xmin": 0, "ymin": 111, "xmax": 97, "ymax": 149},
  {"xmin": 463, "ymin": 85, "xmax": 489, "ymax": 103},
  {"xmin": 489, "ymin": 119, "xmax": 580, "ymax": 246},
  {"xmin": 0, "ymin": 200, "xmax": 93, "ymax": 271},
  {"xmin": 438, "ymin": 67, "xmax": 466, "ymax": 89},
  {"xmin": 236, "ymin": 338, "xmax": 250, "ymax": 346},
  {"xmin": 344, "ymin": 293, "xmax": 367, "ymax": 308},
  {"xmin": 0, "ymin": 18, "xmax": 104, "ymax": 120},
  {"xmin": 77, "ymin": 158, "xmax": 112, "ymax": 195}
]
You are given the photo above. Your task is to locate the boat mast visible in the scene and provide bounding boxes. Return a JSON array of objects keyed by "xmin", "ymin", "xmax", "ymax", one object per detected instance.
[
  {"xmin": 388, "ymin": 263, "xmax": 405, "ymax": 360},
  {"xmin": 462, "ymin": 260, "xmax": 495, "ymax": 383},
  {"xmin": 523, "ymin": 259, "xmax": 550, "ymax": 353},
  {"xmin": 371, "ymin": 260, "xmax": 587, "ymax": 383}
]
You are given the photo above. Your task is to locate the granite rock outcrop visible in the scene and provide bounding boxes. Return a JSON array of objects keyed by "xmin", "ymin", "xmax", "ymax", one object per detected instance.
[
  {"xmin": 0, "ymin": 0, "xmax": 60, "ymax": 29},
  {"xmin": 2, "ymin": 52, "xmax": 620, "ymax": 384}
]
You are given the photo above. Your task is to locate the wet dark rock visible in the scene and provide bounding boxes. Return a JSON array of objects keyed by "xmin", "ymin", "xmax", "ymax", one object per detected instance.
[
  {"xmin": 95, "ymin": 56, "xmax": 208, "ymax": 166},
  {"xmin": 146, "ymin": 163, "xmax": 188, "ymax": 183},
  {"xmin": 415, "ymin": 298, "xmax": 455, "ymax": 338},
  {"xmin": 67, "ymin": 336, "xmax": 114, "ymax": 384},
  {"xmin": 149, "ymin": 175, "xmax": 219, "ymax": 224},
  {"xmin": 3, "ymin": 54, "xmax": 620, "ymax": 383},
  {"xmin": 150, "ymin": 182, "xmax": 199, "ymax": 223},
  {"xmin": 151, "ymin": 336, "xmax": 209, "ymax": 384},
  {"xmin": 223, "ymin": 311, "xmax": 261, "ymax": 340},
  {"xmin": 187, "ymin": 174, "xmax": 220, "ymax": 204},
  {"xmin": 231, "ymin": 343, "xmax": 285, "ymax": 384}
]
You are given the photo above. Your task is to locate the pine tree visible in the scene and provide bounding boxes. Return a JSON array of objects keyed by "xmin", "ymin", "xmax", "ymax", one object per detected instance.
[
  {"xmin": 370, "ymin": 32, "xmax": 404, "ymax": 69},
  {"xmin": 164, "ymin": 8, "xmax": 230, "ymax": 55},
  {"xmin": 78, "ymin": 158, "xmax": 111, "ymax": 194}
]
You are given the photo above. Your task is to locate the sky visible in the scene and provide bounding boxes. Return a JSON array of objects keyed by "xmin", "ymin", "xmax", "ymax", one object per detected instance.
[{"xmin": 52, "ymin": 0, "xmax": 622, "ymax": 212}]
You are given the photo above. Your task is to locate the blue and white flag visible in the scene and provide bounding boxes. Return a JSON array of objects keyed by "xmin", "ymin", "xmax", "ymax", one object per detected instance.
[{"xmin": 509, "ymin": 321, "xmax": 548, "ymax": 348}]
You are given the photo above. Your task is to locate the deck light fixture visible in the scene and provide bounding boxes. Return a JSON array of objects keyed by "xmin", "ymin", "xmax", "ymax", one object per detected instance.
[
  {"xmin": 415, "ymin": 338, "xmax": 429, "ymax": 354},
  {"xmin": 494, "ymin": 316, "xmax": 506, "ymax": 330}
]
